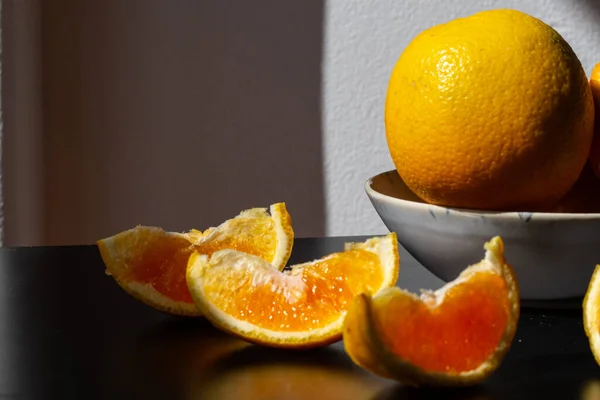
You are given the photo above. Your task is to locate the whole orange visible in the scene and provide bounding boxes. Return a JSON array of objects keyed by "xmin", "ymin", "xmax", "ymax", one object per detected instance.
[
  {"xmin": 385, "ymin": 9, "xmax": 594, "ymax": 210},
  {"xmin": 590, "ymin": 62, "xmax": 600, "ymax": 180}
]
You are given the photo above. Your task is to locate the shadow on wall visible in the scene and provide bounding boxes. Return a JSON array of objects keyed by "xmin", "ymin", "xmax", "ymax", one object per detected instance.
[
  {"xmin": 580, "ymin": 0, "xmax": 600, "ymax": 21},
  {"xmin": 39, "ymin": 0, "xmax": 325, "ymax": 245}
]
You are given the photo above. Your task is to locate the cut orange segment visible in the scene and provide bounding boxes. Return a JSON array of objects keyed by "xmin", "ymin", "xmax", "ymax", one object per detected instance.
[
  {"xmin": 583, "ymin": 264, "xmax": 600, "ymax": 366},
  {"xmin": 97, "ymin": 203, "xmax": 293, "ymax": 316},
  {"xmin": 186, "ymin": 233, "xmax": 399, "ymax": 348},
  {"xmin": 343, "ymin": 236, "xmax": 519, "ymax": 387}
]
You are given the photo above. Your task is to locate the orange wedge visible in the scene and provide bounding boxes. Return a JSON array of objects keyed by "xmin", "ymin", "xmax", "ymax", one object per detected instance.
[
  {"xmin": 583, "ymin": 264, "xmax": 600, "ymax": 366},
  {"xmin": 186, "ymin": 233, "xmax": 399, "ymax": 348},
  {"xmin": 343, "ymin": 236, "xmax": 519, "ymax": 387},
  {"xmin": 97, "ymin": 203, "xmax": 293, "ymax": 316},
  {"xmin": 590, "ymin": 62, "xmax": 600, "ymax": 180}
]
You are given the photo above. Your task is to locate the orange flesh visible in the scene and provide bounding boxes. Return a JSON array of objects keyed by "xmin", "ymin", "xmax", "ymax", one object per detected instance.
[
  {"xmin": 203, "ymin": 250, "xmax": 385, "ymax": 331},
  {"xmin": 122, "ymin": 234, "xmax": 195, "ymax": 303},
  {"xmin": 373, "ymin": 272, "xmax": 509, "ymax": 373}
]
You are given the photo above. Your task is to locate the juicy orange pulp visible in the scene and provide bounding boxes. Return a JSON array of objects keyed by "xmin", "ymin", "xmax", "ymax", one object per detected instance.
[
  {"xmin": 202, "ymin": 250, "xmax": 385, "ymax": 332},
  {"xmin": 374, "ymin": 271, "xmax": 509, "ymax": 373},
  {"xmin": 117, "ymin": 233, "xmax": 195, "ymax": 303}
]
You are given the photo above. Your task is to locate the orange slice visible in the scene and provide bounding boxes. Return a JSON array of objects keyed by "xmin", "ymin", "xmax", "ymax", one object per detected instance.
[
  {"xmin": 583, "ymin": 264, "xmax": 600, "ymax": 366},
  {"xmin": 97, "ymin": 203, "xmax": 293, "ymax": 316},
  {"xmin": 343, "ymin": 236, "xmax": 519, "ymax": 387},
  {"xmin": 186, "ymin": 233, "xmax": 399, "ymax": 348}
]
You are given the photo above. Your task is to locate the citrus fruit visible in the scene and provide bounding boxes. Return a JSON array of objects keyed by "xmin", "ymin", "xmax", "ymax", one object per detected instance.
[
  {"xmin": 186, "ymin": 233, "xmax": 399, "ymax": 348},
  {"xmin": 343, "ymin": 236, "xmax": 519, "ymax": 387},
  {"xmin": 385, "ymin": 9, "xmax": 594, "ymax": 211},
  {"xmin": 583, "ymin": 264, "xmax": 600, "ymax": 366},
  {"xmin": 97, "ymin": 203, "xmax": 294, "ymax": 316},
  {"xmin": 590, "ymin": 62, "xmax": 600, "ymax": 180}
]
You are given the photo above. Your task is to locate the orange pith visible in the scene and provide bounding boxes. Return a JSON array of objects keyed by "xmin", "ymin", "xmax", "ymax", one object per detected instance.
[
  {"xmin": 202, "ymin": 250, "xmax": 384, "ymax": 332},
  {"xmin": 373, "ymin": 272, "xmax": 509, "ymax": 373}
]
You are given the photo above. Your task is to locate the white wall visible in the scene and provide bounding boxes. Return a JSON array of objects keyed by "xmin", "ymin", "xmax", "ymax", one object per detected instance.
[{"xmin": 323, "ymin": 0, "xmax": 600, "ymax": 236}]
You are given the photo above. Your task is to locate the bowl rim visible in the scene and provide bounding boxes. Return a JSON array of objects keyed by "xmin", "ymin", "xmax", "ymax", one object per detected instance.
[{"xmin": 365, "ymin": 170, "xmax": 600, "ymax": 221}]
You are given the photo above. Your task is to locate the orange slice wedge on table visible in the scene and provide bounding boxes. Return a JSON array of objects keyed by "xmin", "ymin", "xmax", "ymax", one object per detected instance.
[
  {"xmin": 97, "ymin": 203, "xmax": 293, "ymax": 316},
  {"xmin": 583, "ymin": 264, "xmax": 600, "ymax": 365},
  {"xmin": 186, "ymin": 233, "xmax": 400, "ymax": 348},
  {"xmin": 343, "ymin": 236, "xmax": 520, "ymax": 387}
]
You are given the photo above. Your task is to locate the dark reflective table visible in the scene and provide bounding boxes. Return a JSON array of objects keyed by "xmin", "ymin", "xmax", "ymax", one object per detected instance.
[{"xmin": 0, "ymin": 237, "xmax": 598, "ymax": 399}]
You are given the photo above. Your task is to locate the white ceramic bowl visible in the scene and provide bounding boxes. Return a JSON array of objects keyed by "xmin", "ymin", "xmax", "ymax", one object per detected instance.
[{"xmin": 365, "ymin": 170, "xmax": 600, "ymax": 300}]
